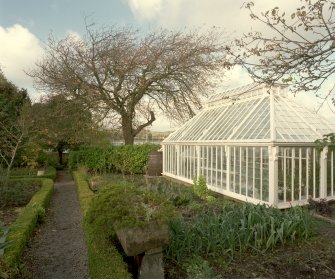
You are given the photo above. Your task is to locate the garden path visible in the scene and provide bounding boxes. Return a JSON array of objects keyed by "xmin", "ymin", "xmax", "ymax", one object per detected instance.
[{"xmin": 23, "ymin": 170, "xmax": 89, "ymax": 279}]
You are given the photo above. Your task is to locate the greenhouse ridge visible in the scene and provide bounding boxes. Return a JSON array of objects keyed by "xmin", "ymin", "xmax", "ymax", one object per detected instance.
[{"xmin": 162, "ymin": 84, "xmax": 335, "ymax": 208}]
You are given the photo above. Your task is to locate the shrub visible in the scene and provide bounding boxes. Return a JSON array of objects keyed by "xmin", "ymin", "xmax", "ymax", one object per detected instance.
[
  {"xmin": 7, "ymin": 168, "xmax": 37, "ymax": 177},
  {"xmin": 182, "ymin": 256, "xmax": 223, "ymax": 279},
  {"xmin": 36, "ymin": 151, "xmax": 62, "ymax": 169},
  {"xmin": 193, "ymin": 175, "xmax": 208, "ymax": 200},
  {"xmin": 72, "ymin": 171, "xmax": 131, "ymax": 279},
  {"xmin": 86, "ymin": 182, "xmax": 176, "ymax": 232},
  {"xmin": 68, "ymin": 144, "xmax": 159, "ymax": 174},
  {"xmin": 8, "ymin": 166, "xmax": 57, "ymax": 181},
  {"xmin": 113, "ymin": 144, "xmax": 159, "ymax": 174},
  {"xmin": 4, "ymin": 179, "xmax": 53, "ymax": 268},
  {"xmin": 138, "ymin": 177, "xmax": 197, "ymax": 207},
  {"xmin": 0, "ymin": 222, "xmax": 11, "ymax": 256},
  {"xmin": 84, "ymin": 180, "xmax": 175, "ymax": 278},
  {"xmin": 72, "ymin": 170, "xmax": 94, "ymax": 215},
  {"xmin": 36, "ymin": 166, "xmax": 57, "ymax": 181}
]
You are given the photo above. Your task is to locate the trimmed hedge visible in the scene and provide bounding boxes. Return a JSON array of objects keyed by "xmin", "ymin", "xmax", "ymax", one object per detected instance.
[
  {"xmin": 72, "ymin": 171, "xmax": 131, "ymax": 279},
  {"xmin": 4, "ymin": 178, "xmax": 54, "ymax": 267},
  {"xmin": 68, "ymin": 144, "xmax": 159, "ymax": 174},
  {"xmin": 36, "ymin": 166, "xmax": 57, "ymax": 181},
  {"xmin": 9, "ymin": 166, "xmax": 57, "ymax": 181}
]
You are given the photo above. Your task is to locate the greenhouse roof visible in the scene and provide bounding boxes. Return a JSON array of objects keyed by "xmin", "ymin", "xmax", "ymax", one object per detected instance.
[{"xmin": 164, "ymin": 83, "xmax": 335, "ymax": 144}]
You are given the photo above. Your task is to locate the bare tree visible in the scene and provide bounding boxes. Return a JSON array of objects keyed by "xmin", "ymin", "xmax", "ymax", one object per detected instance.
[
  {"xmin": 0, "ymin": 70, "xmax": 32, "ymax": 177},
  {"xmin": 29, "ymin": 26, "xmax": 228, "ymax": 144},
  {"xmin": 0, "ymin": 104, "xmax": 32, "ymax": 177},
  {"xmin": 229, "ymin": 0, "xmax": 335, "ymax": 99}
]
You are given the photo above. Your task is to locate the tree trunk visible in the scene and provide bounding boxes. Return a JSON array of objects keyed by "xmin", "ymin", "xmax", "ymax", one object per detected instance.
[
  {"xmin": 121, "ymin": 115, "xmax": 135, "ymax": 145},
  {"xmin": 5, "ymin": 134, "xmax": 23, "ymax": 178},
  {"xmin": 121, "ymin": 111, "xmax": 156, "ymax": 145},
  {"xmin": 57, "ymin": 146, "xmax": 63, "ymax": 165}
]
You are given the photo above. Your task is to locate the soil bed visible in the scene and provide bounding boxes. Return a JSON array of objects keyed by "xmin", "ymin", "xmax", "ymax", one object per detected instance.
[
  {"xmin": 164, "ymin": 217, "xmax": 335, "ymax": 279},
  {"xmin": 0, "ymin": 206, "xmax": 22, "ymax": 225}
]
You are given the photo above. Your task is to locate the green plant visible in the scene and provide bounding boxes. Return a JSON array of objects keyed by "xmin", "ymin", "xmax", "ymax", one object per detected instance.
[
  {"xmin": 206, "ymin": 195, "xmax": 217, "ymax": 203},
  {"xmin": 31, "ymin": 203, "xmax": 46, "ymax": 223},
  {"xmin": 0, "ymin": 180, "xmax": 40, "ymax": 208},
  {"xmin": 0, "ymin": 222, "xmax": 11, "ymax": 256},
  {"xmin": 36, "ymin": 166, "xmax": 57, "ymax": 181},
  {"xmin": 193, "ymin": 176, "xmax": 208, "ymax": 200},
  {"xmin": 68, "ymin": 144, "xmax": 159, "ymax": 175},
  {"xmin": 165, "ymin": 204, "xmax": 315, "ymax": 262},
  {"xmin": 72, "ymin": 170, "xmax": 131, "ymax": 279},
  {"xmin": 8, "ymin": 166, "xmax": 57, "ymax": 181},
  {"xmin": 86, "ymin": 182, "xmax": 176, "ymax": 231},
  {"xmin": 7, "ymin": 168, "xmax": 37, "ymax": 177},
  {"xmin": 315, "ymin": 133, "xmax": 335, "ymax": 152},
  {"xmin": 4, "ymin": 179, "xmax": 53, "ymax": 268},
  {"xmin": 183, "ymin": 256, "xmax": 223, "ymax": 279},
  {"xmin": 139, "ymin": 176, "xmax": 197, "ymax": 207}
]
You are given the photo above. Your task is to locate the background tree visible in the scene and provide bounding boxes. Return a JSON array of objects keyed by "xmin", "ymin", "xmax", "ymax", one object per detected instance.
[
  {"xmin": 229, "ymin": 0, "xmax": 335, "ymax": 99},
  {"xmin": 0, "ymin": 70, "xmax": 32, "ymax": 176},
  {"xmin": 29, "ymin": 26, "xmax": 228, "ymax": 144},
  {"xmin": 32, "ymin": 94, "xmax": 106, "ymax": 165}
]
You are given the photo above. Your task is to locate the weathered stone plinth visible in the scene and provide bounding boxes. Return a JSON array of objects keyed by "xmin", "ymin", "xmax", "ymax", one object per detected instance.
[
  {"xmin": 138, "ymin": 248, "xmax": 164, "ymax": 279},
  {"xmin": 116, "ymin": 223, "xmax": 168, "ymax": 279},
  {"xmin": 116, "ymin": 222, "xmax": 168, "ymax": 256}
]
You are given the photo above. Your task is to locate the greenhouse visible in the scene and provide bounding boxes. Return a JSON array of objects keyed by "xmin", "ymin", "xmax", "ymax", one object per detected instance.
[{"xmin": 162, "ymin": 83, "xmax": 335, "ymax": 208}]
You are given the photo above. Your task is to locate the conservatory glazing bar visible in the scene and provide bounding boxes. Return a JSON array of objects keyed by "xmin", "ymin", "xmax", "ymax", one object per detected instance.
[
  {"xmin": 162, "ymin": 83, "xmax": 335, "ymax": 208},
  {"xmin": 163, "ymin": 144, "xmax": 332, "ymax": 208},
  {"xmin": 163, "ymin": 144, "xmax": 271, "ymax": 205}
]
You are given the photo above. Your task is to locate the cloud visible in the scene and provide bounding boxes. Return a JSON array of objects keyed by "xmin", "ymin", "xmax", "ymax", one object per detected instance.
[
  {"xmin": 65, "ymin": 29, "xmax": 83, "ymax": 42},
  {"xmin": 127, "ymin": 0, "xmax": 163, "ymax": 21},
  {"xmin": 0, "ymin": 24, "xmax": 44, "ymax": 97},
  {"xmin": 127, "ymin": 0, "xmax": 298, "ymax": 37}
]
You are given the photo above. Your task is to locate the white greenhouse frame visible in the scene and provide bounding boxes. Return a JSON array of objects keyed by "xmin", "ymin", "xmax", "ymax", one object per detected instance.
[{"xmin": 162, "ymin": 84, "xmax": 335, "ymax": 208}]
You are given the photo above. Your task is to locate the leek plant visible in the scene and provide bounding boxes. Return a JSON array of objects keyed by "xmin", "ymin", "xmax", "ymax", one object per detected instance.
[{"xmin": 166, "ymin": 204, "xmax": 314, "ymax": 261}]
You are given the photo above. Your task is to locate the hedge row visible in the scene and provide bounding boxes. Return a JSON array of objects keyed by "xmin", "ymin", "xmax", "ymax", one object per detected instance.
[
  {"xmin": 72, "ymin": 171, "xmax": 131, "ymax": 279},
  {"xmin": 9, "ymin": 166, "xmax": 57, "ymax": 181},
  {"xmin": 4, "ymin": 178, "xmax": 54, "ymax": 267},
  {"xmin": 68, "ymin": 144, "xmax": 160, "ymax": 174}
]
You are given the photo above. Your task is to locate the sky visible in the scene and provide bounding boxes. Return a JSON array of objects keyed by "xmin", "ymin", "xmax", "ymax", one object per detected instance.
[{"xmin": 0, "ymin": 0, "xmax": 333, "ymax": 131}]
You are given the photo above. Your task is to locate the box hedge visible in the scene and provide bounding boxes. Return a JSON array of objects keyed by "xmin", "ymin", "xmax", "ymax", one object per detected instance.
[
  {"xmin": 3, "ymin": 178, "xmax": 54, "ymax": 268},
  {"xmin": 72, "ymin": 171, "xmax": 131, "ymax": 279},
  {"xmin": 68, "ymin": 144, "xmax": 159, "ymax": 174}
]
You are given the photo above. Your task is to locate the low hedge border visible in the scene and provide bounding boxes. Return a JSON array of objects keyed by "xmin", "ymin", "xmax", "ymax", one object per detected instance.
[
  {"xmin": 10, "ymin": 166, "xmax": 57, "ymax": 181},
  {"xmin": 72, "ymin": 171, "xmax": 131, "ymax": 279},
  {"xmin": 4, "ymin": 178, "xmax": 54, "ymax": 268},
  {"xmin": 36, "ymin": 166, "xmax": 57, "ymax": 181}
]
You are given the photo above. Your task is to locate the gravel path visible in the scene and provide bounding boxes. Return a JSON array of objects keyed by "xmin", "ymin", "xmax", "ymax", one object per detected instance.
[{"xmin": 23, "ymin": 170, "xmax": 89, "ymax": 279}]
